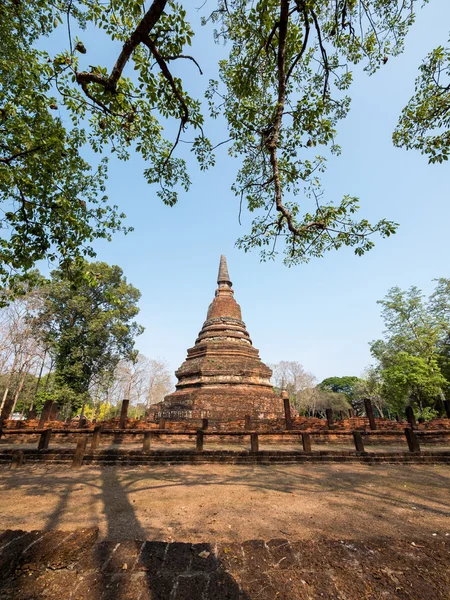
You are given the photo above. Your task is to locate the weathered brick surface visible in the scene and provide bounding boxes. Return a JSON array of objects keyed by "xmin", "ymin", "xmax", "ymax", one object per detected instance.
[
  {"xmin": 1, "ymin": 446, "xmax": 450, "ymax": 467},
  {"xmin": 153, "ymin": 256, "xmax": 285, "ymax": 422},
  {"xmin": 0, "ymin": 529, "xmax": 449, "ymax": 599},
  {"xmin": 3, "ymin": 413, "xmax": 449, "ymax": 436}
]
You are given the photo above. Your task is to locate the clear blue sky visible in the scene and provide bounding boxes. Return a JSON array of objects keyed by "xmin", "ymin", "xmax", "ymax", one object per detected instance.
[{"xmin": 47, "ymin": 1, "xmax": 450, "ymax": 384}]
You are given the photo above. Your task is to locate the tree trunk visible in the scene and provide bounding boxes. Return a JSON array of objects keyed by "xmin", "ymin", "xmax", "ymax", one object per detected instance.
[
  {"xmin": 43, "ymin": 359, "xmax": 54, "ymax": 393},
  {"xmin": 31, "ymin": 351, "xmax": 47, "ymax": 411},
  {"xmin": 10, "ymin": 368, "xmax": 28, "ymax": 417},
  {"xmin": 373, "ymin": 400, "xmax": 384, "ymax": 419},
  {"xmin": 0, "ymin": 354, "xmax": 19, "ymax": 412},
  {"xmin": 0, "ymin": 383, "xmax": 10, "ymax": 414}
]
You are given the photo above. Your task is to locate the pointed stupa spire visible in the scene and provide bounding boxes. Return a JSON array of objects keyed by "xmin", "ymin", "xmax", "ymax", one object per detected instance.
[
  {"xmin": 217, "ymin": 254, "xmax": 232, "ymax": 288},
  {"xmin": 157, "ymin": 253, "xmax": 285, "ymax": 421}
]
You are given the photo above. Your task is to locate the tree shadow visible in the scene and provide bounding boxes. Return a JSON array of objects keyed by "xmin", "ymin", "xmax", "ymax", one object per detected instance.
[
  {"xmin": 1, "ymin": 461, "xmax": 450, "ymax": 599},
  {"xmin": 94, "ymin": 467, "xmax": 248, "ymax": 598},
  {"xmin": 2, "ymin": 463, "xmax": 450, "ymax": 527},
  {"xmin": 0, "ymin": 465, "xmax": 249, "ymax": 599},
  {"xmin": 112, "ymin": 463, "xmax": 450, "ymax": 519},
  {"xmin": 44, "ymin": 479, "xmax": 77, "ymax": 531}
]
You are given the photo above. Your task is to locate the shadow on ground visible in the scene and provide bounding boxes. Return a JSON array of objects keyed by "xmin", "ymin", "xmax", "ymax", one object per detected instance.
[
  {"xmin": 0, "ymin": 526, "xmax": 449, "ymax": 599},
  {"xmin": 1, "ymin": 464, "xmax": 450, "ymax": 597},
  {"xmin": 0, "ymin": 467, "xmax": 248, "ymax": 599},
  {"xmin": 1, "ymin": 463, "xmax": 450, "ymax": 540}
]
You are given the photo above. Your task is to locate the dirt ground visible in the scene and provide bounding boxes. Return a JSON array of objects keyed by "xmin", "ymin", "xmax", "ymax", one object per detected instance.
[{"xmin": 0, "ymin": 463, "xmax": 449, "ymax": 543}]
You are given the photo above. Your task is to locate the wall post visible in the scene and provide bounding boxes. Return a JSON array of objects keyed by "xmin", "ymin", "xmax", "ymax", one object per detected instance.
[
  {"xmin": 302, "ymin": 432, "xmax": 312, "ymax": 452},
  {"xmin": 119, "ymin": 399, "xmax": 129, "ymax": 429},
  {"xmin": 364, "ymin": 398, "xmax": 376, "ymax": 431}
]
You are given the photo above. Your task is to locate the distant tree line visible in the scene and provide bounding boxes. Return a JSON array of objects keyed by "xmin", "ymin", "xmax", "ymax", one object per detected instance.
[
  {"xmin": 270, "ymin": 361, "xmax": 351, "ymax": 417},
  {"xmin": 0, "ymin": 259, "xmax": 172, "ymax": 420},
  {"xmin": 2, "ymin": 264, "xmax": 449, "ymax": 423},
  {"xmin": 272, "ymin": 279, "xmax": 450, "ymax": 421}
]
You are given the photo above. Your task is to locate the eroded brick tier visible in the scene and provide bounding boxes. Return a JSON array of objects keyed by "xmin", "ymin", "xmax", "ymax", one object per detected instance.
[{"xmin": 159, "ymin": 256, "xmax": 284, "ymax": 420}]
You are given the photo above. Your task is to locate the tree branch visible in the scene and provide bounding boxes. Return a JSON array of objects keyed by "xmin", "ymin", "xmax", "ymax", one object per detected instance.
[
  {"xmin": 75, "ymin": 0, "xmax": 168, "ymax": 92},
  {"xmin": 143, "ymin": 36, "xmax": 189, "ymax": 125},
  {"xmin": 0, "ymin": 145, "xmax": 54, "ymax": 165},
  {"xmin": 164, "ymin": 54, "xmax": 203, "ymax": 75},
  {"xmin": 287, "ymin": 1, "xmax": 310, "ymax": 81},
  {"xmin": 310, "ymin": 7, "xmax": 330, "ymax": 98},
  {"xmin": 264, "ymin": 0, "xmax": 326, "ymax": 243}
]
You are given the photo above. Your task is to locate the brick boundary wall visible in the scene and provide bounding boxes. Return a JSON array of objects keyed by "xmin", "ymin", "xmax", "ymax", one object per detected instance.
[
  {"xmin": 2, "ymin": 413, "xmax": 449, "ymax": 467},
  {"xmin": 3, "ymin": 416, "xmax": 450, "ymax": 432},
  {"xmin": 1, "ymin": 431, "xmax": 449, "ymax": 448},
  {"xmin": 1, "ymin": 448, "xmax": 450, "ymax": 466}
]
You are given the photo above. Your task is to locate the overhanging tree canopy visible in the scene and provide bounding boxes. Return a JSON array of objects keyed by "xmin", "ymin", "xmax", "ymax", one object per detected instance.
[
  {"xmin": 1, "ymin": 0, "xmax": 446, "ymax": 287},
  {"xmin": 394, "ymin": 34, "xmax": 450, "ymax": 164}
]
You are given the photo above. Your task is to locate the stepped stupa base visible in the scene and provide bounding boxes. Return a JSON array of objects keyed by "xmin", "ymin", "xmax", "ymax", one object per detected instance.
[
  {"xmin": 159, "ymin": 385, "xmax": 283, "ymax": 421},
  {"xmin": 152, "ymin": 255, "xmax": 284, "ymax": 422}
]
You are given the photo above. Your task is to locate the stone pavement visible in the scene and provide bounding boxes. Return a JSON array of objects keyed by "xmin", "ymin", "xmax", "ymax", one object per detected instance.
[{"xmin": 0, "ymin": 528, "xmax": 449, "ymax": 599}]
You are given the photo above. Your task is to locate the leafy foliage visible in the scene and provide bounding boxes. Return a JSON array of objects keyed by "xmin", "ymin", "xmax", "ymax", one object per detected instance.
[
  {"xmin": 0, "ymin": 0, "xmax": 211, "ymax": 289},
  {"xmin": 378, "ymin": 351, "xmax": 446, "ymax": 414},
  {"xmin": 33, "ymin": 260, "xmax": 143, "ymax": 412},
  {"xmin": 394, "ymin": 36, "xmax": 450, "ymax": 164},
  {"xmin": 429, "ymin": 278, "xmax": 450, "ymax": 388},
  {"xmin": 53, "ymin": 1, "xmax": 212, "ymax": 202},
  {"xmin": 205, "ymin": 0, "xmax": 417, "ymax": 263},
  {"xmin": 370, "ymin": 283, "xmax": 450, "ymax": 414},
  {"xmin": 0, "ymin": 1, "xmax": 129, "ymax": 290},
  {"xmin": 1, "ymin": 0, "xmax": 445, "ymax": 285},
  {"xmin": 319, "ymin": 375, "xmax": 362, "ymax": 411}
]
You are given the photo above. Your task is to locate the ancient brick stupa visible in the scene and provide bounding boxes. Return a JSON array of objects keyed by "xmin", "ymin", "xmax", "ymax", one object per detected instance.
[{"xmin": 159, "ymin": 256, "xmax": 284, "ymax": 421}]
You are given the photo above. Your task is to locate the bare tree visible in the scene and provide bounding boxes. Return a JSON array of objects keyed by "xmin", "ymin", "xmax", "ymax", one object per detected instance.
[
  {"xmin": 354, "ymin": 367, "xmax": 388, "ymax": 418},
  {"xmin": 89, "ymin": 353, "xmax": 173, "ymax": 419},
  {"xmin": 271, "ymin": 360, "xmax": 350, "ymax": 416},
  {"xmin": 296, "ymin": 387, "xmax": 349, "ymax": 418},
  {"xmin": 271, "ymin": 360, "xmax": 317, "ymax": 411},
  {"xmin": 0, "ymin": 290, "xmax": 46, "ymax": 418},
  {"xmin": 145, "ymin": 358, "xmax": 173, "ymax": 408}
]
